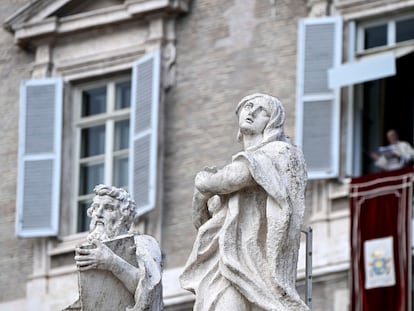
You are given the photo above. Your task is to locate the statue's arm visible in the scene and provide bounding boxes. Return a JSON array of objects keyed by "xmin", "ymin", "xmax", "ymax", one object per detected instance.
[
  {"xmin": 192, "ymin": 188, "xmax": 211, "ymax": 229},
  {"xmin": 195, "ymin": 160, "xmax": 255, "ymax": 195},
  {"xmin": 106, "ymin": 252, "xmax": 142, "ymax": 295}
]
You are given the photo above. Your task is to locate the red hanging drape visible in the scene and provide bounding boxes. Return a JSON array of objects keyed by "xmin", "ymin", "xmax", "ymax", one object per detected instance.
[{"xmin": 350, "ymin": 166, "xmax": 413, "ymax": 311}]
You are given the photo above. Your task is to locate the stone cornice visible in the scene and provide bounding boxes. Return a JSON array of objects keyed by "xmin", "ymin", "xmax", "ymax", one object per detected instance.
[
  {"xmin": 54, "ymin": 44, "xmax": 147, "ymax": 81},
  {"xmin": 4, "ymin": 0, "xmax": 190, "ymax": 47},
  {"xmin": 4, "ymin": 0, "xmax": 55, "ymax": 29},
  {"xmin": 336, "ymin": 0, "xmax": 414, "ymax": 20}
]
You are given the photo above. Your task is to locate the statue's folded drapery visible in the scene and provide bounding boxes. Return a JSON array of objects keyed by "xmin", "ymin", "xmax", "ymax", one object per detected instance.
[
  {"xmin": 129, "ymin": 234, "xmax": 163, "ymax": 311},
  {"xmin": 180, "ymin": 140, "xmax": 309, "ymax": 311}
]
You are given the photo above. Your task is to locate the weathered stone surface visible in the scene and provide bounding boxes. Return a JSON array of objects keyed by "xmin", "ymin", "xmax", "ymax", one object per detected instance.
[
  {"xmin": 69, "ymin": 185, "xmax": 163, "ymax": 311},
  {"xmin": 78, "ymin": 235, "xmax": 137, "ymax": 311},
  {"xmin": 180, "ymin": 94, "xmax": 310, "ymax": 311}
]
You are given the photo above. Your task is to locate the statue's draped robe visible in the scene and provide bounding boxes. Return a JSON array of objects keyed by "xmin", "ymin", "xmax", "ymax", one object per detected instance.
[
  {"xmin": 129, "ymin": 234, "xmax": 163, "ymax": 311},
  {"xmin": 180, "ymin": 141, "xmax": 310, "ymax": 311}
]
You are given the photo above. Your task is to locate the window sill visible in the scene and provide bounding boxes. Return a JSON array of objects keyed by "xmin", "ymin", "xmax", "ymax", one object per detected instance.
[{"xmin": 49, "ymin": 232, "xmax": 88, "ymax": 256}]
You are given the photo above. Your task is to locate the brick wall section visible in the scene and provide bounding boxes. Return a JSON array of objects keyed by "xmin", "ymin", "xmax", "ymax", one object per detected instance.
[
  {"xmin": 162, "ymin": 0, "xmax": 308, "ymax": 268},
  {"xmin": 0, "ymin": 0, "xmax": 35, "ymax": 302}
]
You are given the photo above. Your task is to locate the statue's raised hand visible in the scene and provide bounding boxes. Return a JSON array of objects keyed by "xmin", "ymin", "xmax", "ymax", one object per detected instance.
[{"xmin": 75, "ymin": 240, "xmax": 115, "ymax": 271}]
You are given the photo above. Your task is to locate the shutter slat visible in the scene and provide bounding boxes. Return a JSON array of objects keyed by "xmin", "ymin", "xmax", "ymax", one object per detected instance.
[
  {"xmin": 22, "ymin": 160, "xmax": 53, "ymax": 229},
  {"xmin": 135, "ymin": 58, "xmax": 154, "ymax": 133},
  {"xmin": 134, "ymin": 133, "xmax": 151, "ymax": 208},
  {"xmin": 16, "ymin": 78, "xmax": 63, "ymax": 237},
  {"xmin": 302, "ymin": 100, "xmax": 333, "ymax": 171},
  {"xmin": 129, "ymin": 51, "xmax": 160, "ymax": 215},
  {"xmin": 304, "ymin": 24, "xmax": 336, "ymax": 94},
  {"xmin": 25, "ymin": 84, "xmax": 56, "ymax": 153},
  {"xmin": 296, "ymin": 17, "xmax": 342, "ymax": 179}
]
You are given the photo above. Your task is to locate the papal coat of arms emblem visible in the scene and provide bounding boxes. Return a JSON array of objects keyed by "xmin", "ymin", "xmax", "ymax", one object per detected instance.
[{"xmin": 364, "ymin": 236, "xmax": 396, "ymax": 289}]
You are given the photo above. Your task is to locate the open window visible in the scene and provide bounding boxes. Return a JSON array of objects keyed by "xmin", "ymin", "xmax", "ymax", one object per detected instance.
[
  {"xmin": 355, "ymin": 52, "xmax": 414, "ymax": 175},
  {"xmin": 298, "ymin": 13, "xmax": 414, "ymax": 179},
  {"xmin": 343, "ymin": 14, "xmax": 414, "ymax": 176}
]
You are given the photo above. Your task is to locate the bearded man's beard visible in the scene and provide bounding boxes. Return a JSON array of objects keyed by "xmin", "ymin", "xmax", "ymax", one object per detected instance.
[
  {"xmin": 87, "ymin": 218, "xmax": 129, "ymax": 242},
  {"xmin": 87, "ymin": 223, "xmax": 110, "ymax": 242}
]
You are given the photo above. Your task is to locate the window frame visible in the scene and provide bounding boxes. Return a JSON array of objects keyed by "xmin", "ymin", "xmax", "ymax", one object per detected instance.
[
  {"xmin": 72, "ymin": 75, "xmax": 132, "ymax": 233},
  {"xmin": 357, "ymin": 13, "xmax": 414, "ymax": 54},
  {"xmin": 347, "ymin": 13, "xmax": 414, "ymax": 176}
]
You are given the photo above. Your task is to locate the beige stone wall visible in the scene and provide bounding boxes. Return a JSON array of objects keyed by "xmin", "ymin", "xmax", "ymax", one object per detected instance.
[
  {"xmin": 0, "ymin": 0, "xmax": 35, "ymax": 302},
  {"xmin": 162, "ymin": 0, "xmax": 308, "ymax": 268}
]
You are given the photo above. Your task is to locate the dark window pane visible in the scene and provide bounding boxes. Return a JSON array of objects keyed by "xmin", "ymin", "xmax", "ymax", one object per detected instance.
[
  {"xmin": 77, "ymin": 200, "xmax": 92, "ymax": 232},
  {"xmin": 114, "ymin": 156, "xmax": 128, "ymax": 188},
  {"xmin": 82, "ymin": 87, "xmax": 107, "ymax": 117},
  {"xmin": 79, "ymin": 162, "xmax": 104, "ymax": 195},
  {"xmin": 114, "ymin": 120, "xmax": 130, "ymax": 151},
  {"xmin": 81, "ymin": 125, "xmax": 105, "ymax": 157},
  {"xmin": 115, "ymin": 81, "xmax": 131, "ymax": 110},
  {"xmin": 364, "ymin": 24, "xmax": 387, "ymax": 49},
  {"xmin": 396, "ymin": 18, "xmax": 414, "ymax": 42}
]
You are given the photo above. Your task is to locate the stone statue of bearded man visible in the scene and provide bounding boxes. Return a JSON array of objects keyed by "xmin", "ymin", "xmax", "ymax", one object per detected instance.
[{"xmin": 74, "ymin": 184, "xmax": 163, "ymax": 311}]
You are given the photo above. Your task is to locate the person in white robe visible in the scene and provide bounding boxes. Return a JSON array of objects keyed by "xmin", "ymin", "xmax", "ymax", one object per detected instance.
[{"xmin": 371, "ymin": 129, "xmax": 414, "ymax": 171}]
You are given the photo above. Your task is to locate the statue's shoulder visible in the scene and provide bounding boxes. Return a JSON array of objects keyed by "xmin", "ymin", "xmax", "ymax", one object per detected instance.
[
  {"xmin": 263, "ymin": 141, "xmax": 302, "ymax": 154},
  {"xmin": 263, "ymin": 141, "xmax": 306, "ymax": 166},
  {"xmin": 133, "ymin": 234, "xmax": 162, "ymax": 261},
  {"xmin": 134, "ymin": 233, "xmax": 160, "ymax": 246}
]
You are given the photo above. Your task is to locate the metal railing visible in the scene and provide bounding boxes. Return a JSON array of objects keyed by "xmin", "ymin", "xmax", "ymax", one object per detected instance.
[{"xmin": 301, "ymin": 225, "xmax": 313, "ymax": 310}]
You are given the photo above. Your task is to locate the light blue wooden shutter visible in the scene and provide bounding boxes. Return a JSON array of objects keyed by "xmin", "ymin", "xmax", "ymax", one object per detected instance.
[
  {"xmin": 296, "ymin": 16, "xmax": 342, "ymax": 179},
  {"xmin": 129, "ymin": 51, "xmax": 160, "ymax": 216},
  {"xmin": 16, "ymin": 78, "xmax": 63, "ymax": 237}
]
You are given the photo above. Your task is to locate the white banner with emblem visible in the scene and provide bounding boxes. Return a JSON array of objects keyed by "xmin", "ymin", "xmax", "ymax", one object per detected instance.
[{"xmin": 364, "ymin": 236, "xmax": 396, "ymax": 289}]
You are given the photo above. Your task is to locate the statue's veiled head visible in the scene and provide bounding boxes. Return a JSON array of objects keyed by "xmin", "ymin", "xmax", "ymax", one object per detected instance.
[{"xmin": 235, "ymin": 93, "xmax": 288, "ymax": 145}]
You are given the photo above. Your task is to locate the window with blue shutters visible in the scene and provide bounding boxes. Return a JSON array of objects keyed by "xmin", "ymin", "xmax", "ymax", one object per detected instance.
[{"xmin": 17, "ymin": 51, "xmax": 161, "ymax": 236}]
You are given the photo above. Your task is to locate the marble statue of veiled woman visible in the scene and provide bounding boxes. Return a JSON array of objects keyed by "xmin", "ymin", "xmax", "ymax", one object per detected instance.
[{"xmin": 180, "ymin": 93, "xmax": 310, "ymax": 311}]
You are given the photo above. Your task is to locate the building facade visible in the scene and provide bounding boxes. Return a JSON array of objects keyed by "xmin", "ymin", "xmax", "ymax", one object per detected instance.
[{"xmin": 0, "ymin": 0, "xmax": 412, "ymax": 310}]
